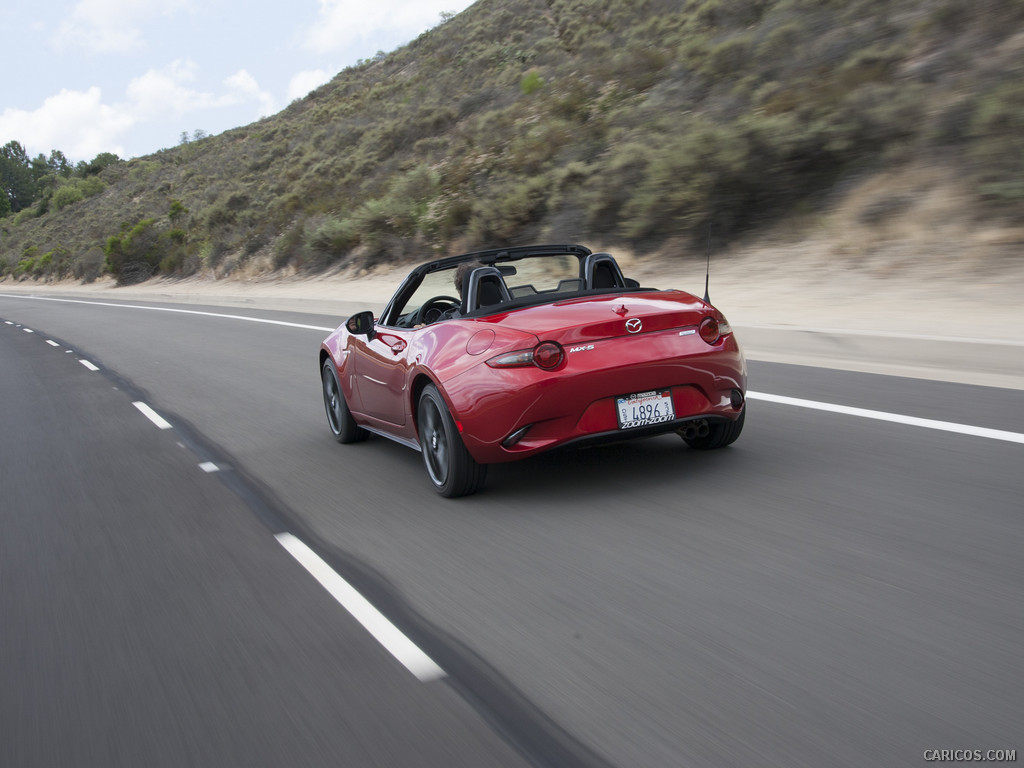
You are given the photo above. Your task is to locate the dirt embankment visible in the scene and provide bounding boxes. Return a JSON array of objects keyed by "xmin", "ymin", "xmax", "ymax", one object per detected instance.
[{"xmin": 4, "ymin": 165, "xmax": 1023, "ymax": 339}]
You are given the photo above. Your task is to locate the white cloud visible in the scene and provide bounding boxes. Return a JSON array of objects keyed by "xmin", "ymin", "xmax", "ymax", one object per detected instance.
[
  {"xmin": 0, "ymin": 87, "xmax": 134, "ymax": 160},
  {"xmin": 303, "ymin": 0, "xmax": 457, "ymax": 55},
  {"xmin": 125, "ymin": 60, "xmax": 218, "ymax": 119},
  {"xmin": 124, "ymin": 61, "xmax": 273, "ymax": 121},
  {"xmin": 54, "ymin": 0, "xmax": 192, "ymax": 54},
  {"xmin": 287, "ymin": 69, "xmax": 332, "ymax": 102},
  {"xmin": 225, "ymin": 70, "xmax": 276, "ymax": 118},
  {"xmin": 1, "ymin": 61, "xmax": 277, "ymax": 161}
]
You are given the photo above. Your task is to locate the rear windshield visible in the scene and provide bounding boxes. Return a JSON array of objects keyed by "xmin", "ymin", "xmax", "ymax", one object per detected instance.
[{"xmin": 504, "ymin": 254, "xmax": 579, "ymax": 296}]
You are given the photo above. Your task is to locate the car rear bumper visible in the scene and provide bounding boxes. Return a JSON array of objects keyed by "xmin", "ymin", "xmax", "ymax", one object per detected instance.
[{"xmin": 444, "ymin": 331, "xmax": 746, "ymax": 464}]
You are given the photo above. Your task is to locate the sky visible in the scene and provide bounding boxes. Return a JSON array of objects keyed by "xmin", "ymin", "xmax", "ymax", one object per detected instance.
[{"xmin": 1, "ymin": 0, "xmax": 477, "ymax": 163}]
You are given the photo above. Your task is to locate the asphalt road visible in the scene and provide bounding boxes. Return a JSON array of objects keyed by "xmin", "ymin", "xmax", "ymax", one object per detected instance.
[
  {"xmin": 0, "ymin": 310, "xmax": 532, "ymax": 768},
  {"xmin": 1, "ymin": 292, "xmax": 1021, "ymax": 768}
]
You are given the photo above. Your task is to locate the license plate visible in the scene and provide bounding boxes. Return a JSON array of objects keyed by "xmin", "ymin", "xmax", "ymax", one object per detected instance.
[{"xmin": 616, "ymin": 390, "xmax": 675, "ymax": 429}]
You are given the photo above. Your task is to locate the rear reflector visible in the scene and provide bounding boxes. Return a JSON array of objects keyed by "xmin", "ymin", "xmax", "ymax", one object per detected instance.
[
  {"xmin": 730, "ymin": 390, "xmax": 744, "ymax": 409},
  {"xmin": 503, "ymin": 424, "xmax": 533, "ymax": 447}
]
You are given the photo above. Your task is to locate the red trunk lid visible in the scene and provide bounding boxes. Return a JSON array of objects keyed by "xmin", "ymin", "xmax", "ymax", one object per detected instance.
[{"xmin": 483, "ymin": 290, "xmax": 712, "ymax": 345}]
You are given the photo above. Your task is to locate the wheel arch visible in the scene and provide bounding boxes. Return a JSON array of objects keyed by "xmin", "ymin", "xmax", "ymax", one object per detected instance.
[{"xmin": 410, "ymin": 372, "xmax": 442, "ymax": 436}]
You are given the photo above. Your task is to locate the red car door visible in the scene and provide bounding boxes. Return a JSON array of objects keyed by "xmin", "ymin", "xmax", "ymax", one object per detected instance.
[{"xmin": 351, "ymin": 326, "xmax": 412, "ymax": 426}]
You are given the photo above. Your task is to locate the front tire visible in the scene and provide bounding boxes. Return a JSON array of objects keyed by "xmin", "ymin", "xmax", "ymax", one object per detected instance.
[
  {"xmin": 322, "ymin": 359, "xmax": 367, "ymax": 444},
  {"xmin": 417, "ymin": 384, "xmax": 487, "ymax": 497},
  {"xmin": 682, "ymin": 408, "xmax": 745, "ymax": 450}
]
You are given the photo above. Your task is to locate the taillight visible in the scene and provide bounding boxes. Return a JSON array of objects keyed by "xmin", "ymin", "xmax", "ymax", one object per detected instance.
[
  {"xmin": 486, "ymin": 350, "xmax": 533, "ymax": 368},
  {"xmin": 486, "ymin": 341, "xmax": 565, "ymax": 370},
  {"xmin": 533, "ymin": 342, "xmax": 564, "ymax": 370},
  {"xmin": 699, "ymin": 316, "xmax": 721, "ymax": 344}
]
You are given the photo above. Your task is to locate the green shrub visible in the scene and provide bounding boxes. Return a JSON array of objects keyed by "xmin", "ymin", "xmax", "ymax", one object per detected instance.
[
  {"xmin": 581, "ymin": 142, "xmax": 654, "ymax": 233},
  {"xmin": 169, "ymin": 199, "xmax": 188, "ymax": 223},
  {"xmin": 700, "ymin": 36, "xmax": 753, "ymax": 80},
  {"xmin": 968, "ymin": 79, "xmax": 1024, "ymax": 207},
  {"xmin": 34, "ymin": 251, "xmax": 53, "ymax": 276},
  {"xmin": 14, "ymin": 257, "xmax": 35, "ymax": 278},
  {"xmin": 52, "ymin": 184, "xmax": 85, "ymax": 211},
  {"xmin": 520, "ymin": 71, "xmax": 545, "ymax": 95},
  {"xmin": 10, "ymin": 208, "xmax": 35, "ymax": 225},
  {"xmin": 80, "ymin": 175, "xmax": 106, "ymax": 197},
  {"xmin": 104, "ymin": 219, "xmax": 162, "ymax": 283},
  {"xmin": 467, "ymin": 176, "xmax": 550, "ymax": 242},
  {"xmin": 307, "ymin": 216, "xmax": 361, "ymax": 256}
]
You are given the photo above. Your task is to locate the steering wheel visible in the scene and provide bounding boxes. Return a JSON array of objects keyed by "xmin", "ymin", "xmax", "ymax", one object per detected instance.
[{"xmin": 412, "ymin": 295, "xmax": 460, "ymax": 326}]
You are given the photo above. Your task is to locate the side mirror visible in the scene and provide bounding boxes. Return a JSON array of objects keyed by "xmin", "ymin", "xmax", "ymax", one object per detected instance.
[{"xmin": 346, "ymin": 310, "xmax": 375, "ymax": 339}]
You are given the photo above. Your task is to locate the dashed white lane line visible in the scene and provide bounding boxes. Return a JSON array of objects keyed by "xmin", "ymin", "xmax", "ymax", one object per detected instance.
[
  {"xmin": 23, "ymin": 328, "xmax": 34, "ymax": 333},
  {"xmin": 132, "ymin": 401, "xmax": 173, "ymax": 430},
  {"xmin": 6, "ymin": 305, "xmax": 446, "ymax": 686},
  {"xmin": 275, "ymin": 532, "xmax": 446, "ymax": 683},
  {"xmin": 747, "ymin": 391, "xmax": 1024, "ymax": 445},
  {"xmin": 46, "ymin": 339, "xmax": 60, "ymax": 347},
  {"xmin": 79, "ymin": 359, "xmax": 99, "ymax": 371}
]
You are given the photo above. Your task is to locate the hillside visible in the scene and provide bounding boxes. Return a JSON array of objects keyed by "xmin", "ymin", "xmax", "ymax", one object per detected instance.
[{"xmin": 2, "ymin": 0, "xmax": 1023, "ymax": 285}]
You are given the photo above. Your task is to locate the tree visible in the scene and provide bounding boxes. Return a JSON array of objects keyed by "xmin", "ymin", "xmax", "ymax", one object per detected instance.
[
  {"xmin": 1, "ymin": 140, "xmax": 29, "ymax": 166},
  {"xmin": 0, "ymin": 140, "xmax": 38, "ymax": 213},
  {"xmin": 31, "ymin": 153, "xmax": 51, "ymax": 182},
  {"xmin": 49, "ymin": 150, "xmax": 73, "ymax": 177},
  {"xmin": 81, "ymin": 151, "xmax": 121, "ymax": 176}
]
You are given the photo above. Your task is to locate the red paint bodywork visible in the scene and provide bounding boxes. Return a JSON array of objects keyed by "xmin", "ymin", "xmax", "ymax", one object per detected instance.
[{"xmin": 320, "ymin": 284, "xmax": 746, "ymax": 465}]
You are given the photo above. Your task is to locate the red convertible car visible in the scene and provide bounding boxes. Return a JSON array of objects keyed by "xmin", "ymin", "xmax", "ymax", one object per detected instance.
[{"xmin": 320, "ymin": 244, "xmax": 746, "ymax": 497}]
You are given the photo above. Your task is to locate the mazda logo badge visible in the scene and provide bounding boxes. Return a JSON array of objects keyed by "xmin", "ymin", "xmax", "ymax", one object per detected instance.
[{"xmin": 625, "ymin": 318, "xmax": 643, "ymax": 334}]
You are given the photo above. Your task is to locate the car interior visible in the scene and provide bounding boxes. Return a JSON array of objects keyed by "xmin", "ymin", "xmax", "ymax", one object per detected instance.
[{"xmin": 388, "ymin": 249, "xmax": 648, "ymax": 328}]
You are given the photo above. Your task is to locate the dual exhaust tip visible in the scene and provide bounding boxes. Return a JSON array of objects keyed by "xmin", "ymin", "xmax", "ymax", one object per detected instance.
[{"xmin": 680, "ymin": 420, "xmax": 711, "ymax": 440}]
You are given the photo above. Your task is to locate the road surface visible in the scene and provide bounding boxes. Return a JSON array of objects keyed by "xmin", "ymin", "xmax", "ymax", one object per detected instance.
[{"xmin": 2, "ymin": 291, "xmax": 1021, "ymax": 767}]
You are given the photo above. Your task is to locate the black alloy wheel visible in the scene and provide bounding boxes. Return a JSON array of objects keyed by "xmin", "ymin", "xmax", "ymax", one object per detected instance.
[
  {"xmin": 322, "ymin": 360, "xmax": 368, "ymax": 444},
  {"xmin": 417, "ymin": 384, "xmax": 487, "ymax": 497}
]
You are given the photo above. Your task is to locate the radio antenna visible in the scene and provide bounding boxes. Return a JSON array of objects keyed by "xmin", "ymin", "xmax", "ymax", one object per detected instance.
[{"xmin": 702, "ymin": 220, "xmax": 712, "ymax": 305}]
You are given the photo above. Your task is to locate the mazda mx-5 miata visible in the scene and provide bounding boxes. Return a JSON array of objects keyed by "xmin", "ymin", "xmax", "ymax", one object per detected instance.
[{"xmin": 319, "ymin": 244, "xmax": 746, "ymax": 497}]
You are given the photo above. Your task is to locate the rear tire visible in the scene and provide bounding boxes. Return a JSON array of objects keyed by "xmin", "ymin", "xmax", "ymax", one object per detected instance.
[
  {"xmin": 683, "ymin": 408, "xmax": 744, "ymax": 450},
  {"xmin": 322, "ymin": 360, "xmax": 367, "ymax": 444},
  {"xmin": 417, "ymin": 384, "xmax": 487, "ymax": 497}
]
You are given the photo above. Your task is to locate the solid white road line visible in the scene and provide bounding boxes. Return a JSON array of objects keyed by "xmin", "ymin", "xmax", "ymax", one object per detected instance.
[
  {"xmin": 747, "ymin": 391, "xmax": 1024, "ymax": 445},
  {"xmin": 132, "ymin": 401, "xmax": 173, "ymax": 430},
  {"xmin": 79, "ymin": 359, "xmax": 99, "ymax": 371},
  {"xmin": 742, "ymin": 324, "xmax": 1024, "ymax": 347},
  {"xmin": 275, "ymin": 532, "xmax": 446, "ymax": 683},
  {"xmin": 0, "ymin": 294, "xmax": 334, "ymax": 332},
  {"xmin": 8, "ymin": 293, "xmax": 1018, "ymax": 444}
]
